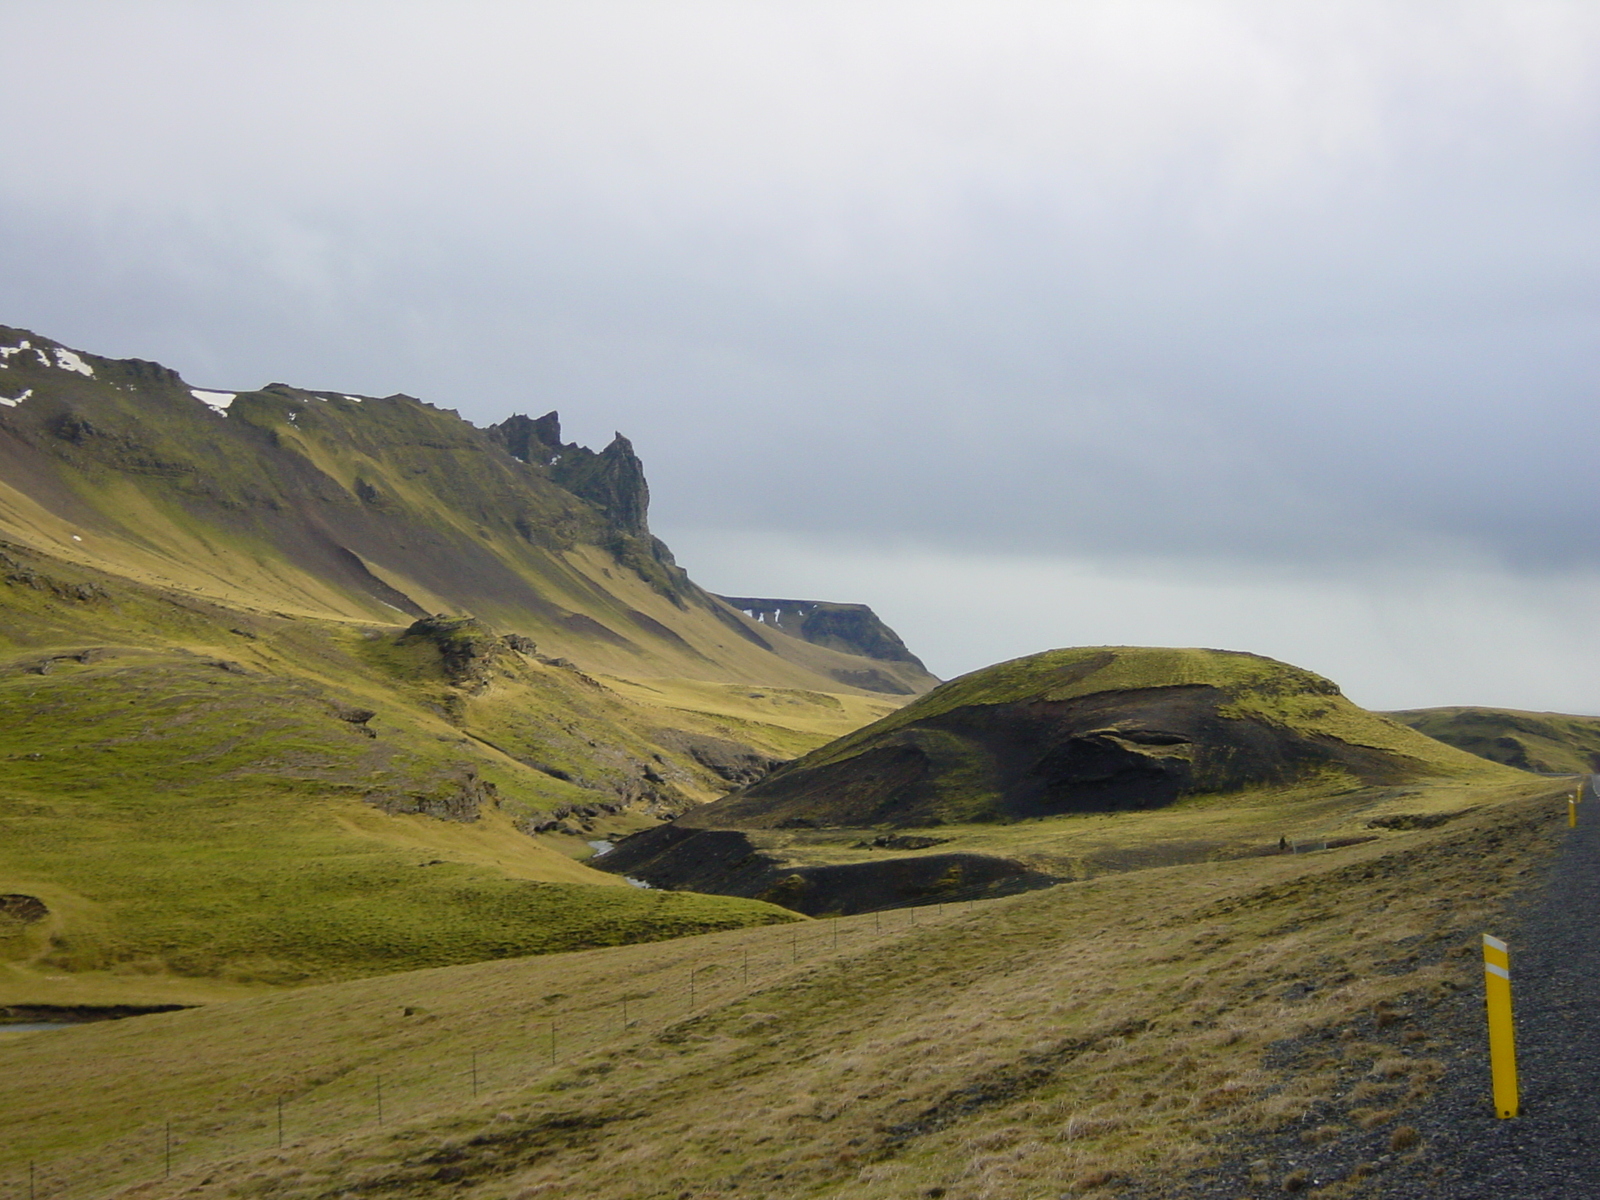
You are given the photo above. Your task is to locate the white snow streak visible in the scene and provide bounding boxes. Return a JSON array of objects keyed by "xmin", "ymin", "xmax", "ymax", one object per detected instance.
[
  {"xmin": 190, "ymin": 389, "xmax": 238, "ymax": 415},
  {"xmin": 52, "ymin": 349, "xmax": 93, "ymax": 376},
  {"xmin": 0, "ymin": 388, "xmax": 32, "ymax": 408}
]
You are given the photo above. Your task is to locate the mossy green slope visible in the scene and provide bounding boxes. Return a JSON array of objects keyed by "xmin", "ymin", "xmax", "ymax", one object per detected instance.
[
  {"xmin": 1388, "ymin": 705, "xmax": 1600, "ymax": 775},
  {"xmin": 0, "ymin": 541, "xmax": 807, "ymax": 1002},
  {"xmin": 686, "ymin": 646, "xmax": 1516, "ymax": 830}
]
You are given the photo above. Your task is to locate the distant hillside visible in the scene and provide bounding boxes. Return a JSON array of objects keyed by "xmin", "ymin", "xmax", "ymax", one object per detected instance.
[
  {"xmin": 714, "ymin": 596, "xmax": 936, "ymax": 694},
  {"xmin": 0, "ymin": 324, "xmax": 933, "ymax": 695},
  {"xmin": 1388, "ymin": 706, "xmax": 1600, "ymax": 775}
]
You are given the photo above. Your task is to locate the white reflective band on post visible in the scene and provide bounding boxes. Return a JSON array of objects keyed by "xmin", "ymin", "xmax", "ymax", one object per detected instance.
[
  {"xmin": 1483, "ymin": 934, "xmax": 1508, "ymax": 952},
  {"xmin": 1485, "ymin": 963, "xmax": 1510, "ymax": 979}
]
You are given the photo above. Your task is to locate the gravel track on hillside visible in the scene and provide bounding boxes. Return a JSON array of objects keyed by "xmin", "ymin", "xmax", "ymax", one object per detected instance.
[{"xmin": 1368, "ymin": 779, "xmax": 1600, "ymax": 1199}]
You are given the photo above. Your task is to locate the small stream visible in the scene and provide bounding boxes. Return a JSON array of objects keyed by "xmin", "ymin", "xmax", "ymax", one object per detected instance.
[{"xmin": 587, "ymin": 839, "xmax": 650, "ymax": 888}]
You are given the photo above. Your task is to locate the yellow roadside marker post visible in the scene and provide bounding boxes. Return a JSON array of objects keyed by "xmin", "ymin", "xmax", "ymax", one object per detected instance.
[
  {"xmin": 1570, "ymin": 794, "xmax": 1578, "ymax": 828},
  {"xmin": 1482, "ymin": 934, "xmax": 1519, "ymax": 1118}
]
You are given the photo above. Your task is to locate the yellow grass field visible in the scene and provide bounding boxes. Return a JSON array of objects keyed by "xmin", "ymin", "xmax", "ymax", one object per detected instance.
[{"xmin": 0, "ymin": 773, "xmax": 1565, "ymax": 1200}]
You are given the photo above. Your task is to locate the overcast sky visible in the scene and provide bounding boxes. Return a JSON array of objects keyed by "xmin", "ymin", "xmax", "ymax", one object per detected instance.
[{"xmin": 4, "ymin": 1, "xmax": 1599, "ymax": 710}]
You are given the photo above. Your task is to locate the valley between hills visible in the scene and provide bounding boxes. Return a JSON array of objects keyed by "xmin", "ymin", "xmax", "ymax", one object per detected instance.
[{"xmin": 0, "ymin": 326, "xmax": 1588, "ymax": 1199}]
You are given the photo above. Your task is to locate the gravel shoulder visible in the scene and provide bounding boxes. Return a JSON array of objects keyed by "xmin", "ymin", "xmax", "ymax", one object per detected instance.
[
  {"xmin": 1133, "ymin": 782, "xmax": 1594, "ymax": 1199},
  {"xmin": 1369, "ymin": 776, "xmax": 1600, "ymax": 1199}
]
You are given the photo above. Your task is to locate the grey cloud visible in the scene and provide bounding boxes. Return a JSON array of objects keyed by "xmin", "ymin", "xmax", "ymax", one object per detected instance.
[{"xmin": 2, "ymin": 0, "xmax": 1598, "ymax": 579}]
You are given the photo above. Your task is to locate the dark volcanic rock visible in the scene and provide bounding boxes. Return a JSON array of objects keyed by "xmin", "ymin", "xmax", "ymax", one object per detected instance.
[
  {"xmin": 0, "ymin": 894, "xmax": 48, "ymax": 924},
  {"xmin": 701, "ymin": 686, "xmax": 1397, "ymax": 829},
  {"xmin": 401, "ymin": 614, "xmax": 503, "ymax": 689},
  {"xmin": 651, "ymin": 728, "xmax": 785, "ymax": 787},
  {"xmin": 598, "ymin": 823, "xmax": 1057, "ymax": 915}
]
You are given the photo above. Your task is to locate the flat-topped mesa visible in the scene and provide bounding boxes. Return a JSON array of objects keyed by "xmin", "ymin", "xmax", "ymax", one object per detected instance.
[
  {"xmin": 715, "ymin": 597, "xmax": 930, "ymax": 670},
  {"xmin": 489, "ymin": 411, "xmax": 650, "ymax": 538}
]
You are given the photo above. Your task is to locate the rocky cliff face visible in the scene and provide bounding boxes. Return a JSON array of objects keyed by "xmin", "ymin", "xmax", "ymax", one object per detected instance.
[
  {"xmin": 488, "ymin": 411, "xmax": 650, "ymax": 538},
  {"xmin": 714, "ymin": 597, "xmax": 938, "ymax": 694}
]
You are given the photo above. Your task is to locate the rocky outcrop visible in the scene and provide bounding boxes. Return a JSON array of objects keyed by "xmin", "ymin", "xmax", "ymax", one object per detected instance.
[
  {"xmin": 651, "ymin": 729, "xmax": 784, "ymax": 787},
  {"xmin": 0, "ymin": 894, "xmax": 48, "ymax": 924},
  {"xmin": 399, "ymin": 615, "xmax": 539, "ymax": 692},
  {"xmin": 367, "ymin": 771, "xmax": 497, "ymax": 823},
  {"xmin": 489, "ymin": 411, "xmax": 651, "ymax": 537},
  {"xmin": 597, "ymin": 823, "xmax": 1057, "ymax": 916}
]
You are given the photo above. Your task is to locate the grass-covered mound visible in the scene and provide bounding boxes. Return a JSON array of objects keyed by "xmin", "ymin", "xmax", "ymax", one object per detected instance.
[
  {"xmin": 685, "ymin": 647, "xmax": 1514, "ymax": 830},
  {"xmin": 1388, "ymin": 706, "xmax": 1600, "ymax": 775}
]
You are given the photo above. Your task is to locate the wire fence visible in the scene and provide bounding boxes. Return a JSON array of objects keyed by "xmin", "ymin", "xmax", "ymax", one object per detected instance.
[{"xmin": 2, "ymin": 889, "xmax": 1009, "ymax": 1200}]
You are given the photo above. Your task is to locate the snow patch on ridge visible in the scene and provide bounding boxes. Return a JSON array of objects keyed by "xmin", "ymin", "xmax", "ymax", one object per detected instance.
[
  {"xmin": 342, "ymin": 395, "xmax": 363, "ymax": 403},
  {"xmin": 0, "ymin": 388, "xmax": 32, "ymax": 408},
  {"xmin": 52, "ymin": 348, "xmax": 93, "ymax": 376},
  {"xmin": 191, "ymin": 389, "xmax": 238, "ymax": 416},
  {"xmin": 0, "ymin": 341, "xmax": 97, "ymax": 377}
]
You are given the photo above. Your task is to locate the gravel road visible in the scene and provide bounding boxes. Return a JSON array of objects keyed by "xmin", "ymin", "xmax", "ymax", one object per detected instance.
[{"xmin": 1373, "ymin": 776, "xmax": 1600, "ymax": 1198}]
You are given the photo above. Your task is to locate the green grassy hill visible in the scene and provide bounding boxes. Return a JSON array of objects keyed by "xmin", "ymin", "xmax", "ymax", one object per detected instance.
[
  {"xmin": 693, "ymin": 646, "xmax": 1512, "ymax": 830},
  {"xmin": 594, "ymin": 647, "xmax": 1521, "ymax": 914},
  {"xmin": 1388, "ymin": 705, "xmax": 1600, "ymax": 775},
  {"xmin": 0, "ymin": 548, "xmax": 808, "ymax": 1003},
  {"xmin": 0, "ymin": 326, "xmax": 939, "ymax": 1002}
]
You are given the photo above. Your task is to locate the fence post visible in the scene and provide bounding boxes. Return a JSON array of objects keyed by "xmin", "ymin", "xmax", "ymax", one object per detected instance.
[
  {"xmin": 375, "ymin": 1076, "xmax": 384, "ymax": 1126},
  {"xmin": 164, "ymin": 1121, "xmax": 171, "ymax": 1178},
  {"xmin": 1482, "ymin": 933, "xmax": 1519, "ymax": 1118},
  {"xmin": 276, "ymin": 1095, "xmax": 284, "ymax": 1149}
]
